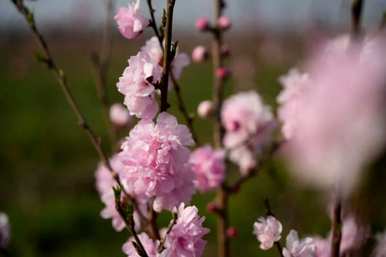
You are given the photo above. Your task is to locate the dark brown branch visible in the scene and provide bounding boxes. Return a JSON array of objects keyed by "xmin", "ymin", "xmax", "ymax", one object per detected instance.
[
  {"xmin": 330, "ymin": 198, "xmax": 342, "ymax": 257},
  {"xmin": 351, "ymin": 0, "xmax": 364, "ymax": 37},
  {"xmin": 159, "ymin": 0, "xmax": 176, "ymax": 112},
  {"xmin": 146, "ymin": 0, "xmax": 163, "ymax": 46}
]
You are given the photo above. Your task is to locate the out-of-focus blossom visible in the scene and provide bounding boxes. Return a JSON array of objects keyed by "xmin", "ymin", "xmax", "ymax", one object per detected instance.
[
  {"xmin": 163, "ymin": 204, "xmax": 209, "ymax": 257},
  {"xmin": 197, "ymin": 100, "xmax": 214, "ymax": 118},
  {"xmin": 171, "ymin": 52, "xmax": 190, "ymax": 81},
  {"xmin": 95, "ymin": 155, "xmax": 126, "ymax": 231},
  {"xmin": 215, "ymin": 67, "xmax": 231, "ymax": 79},
  {"xmin": 222, "ymin": 91, "xmax": 273, "ymax": 174},
  {"xmin": 0, "ymin": 213, "xmax": 10, "ymax": 249},
  {"xmin": 190, "ymin": 145, "xmax": 225, "ymax": 192},
  {"xmin": 373, "ymin": 232, "xmax": 386, "ymax": 257},
  {"xmin": 115, "ymin": 0, "xmax": 148, "ymax": 40},
  {"xmin": 253, "ymin": 216, "xmax": 282, "ymax": 250},
  {"xmin": 282, "ymin": 230, "xmax": 316, "ymax": 257},
  {"xmin": 278, "ymin": 35, "xmax": 386, "ymax": 195},
  {"xmin": 192, "ymin": 46, "xmax": 208, "ymax": 63},
  {"xmin": 277, "ymin": 69, "xmax": 310, "ymax": 140},
  {"xmin": 123, "ymin": 232, "xmax": 159, "ymax": 257},
  {"xmin": 217, "ymin": 16, "xmax": 231, "ymax": 30},
  {"xmin": 110, "ymin": 103, "xmax": 131, "ymax": 127},
  {"xmin": 312, "ymin": 237, "xmax": 329, "ymax": 257},
  {"xmin": 196, "ymin": 17, "xmax": 210, "ymax": 31},
  {"xmin": 118, "ymin": 113, "xmax": 195, "ymax": 212}
]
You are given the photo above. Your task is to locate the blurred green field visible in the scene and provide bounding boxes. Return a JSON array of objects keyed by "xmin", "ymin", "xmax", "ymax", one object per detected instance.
[{"xmin": 1, "ymin": 34, "xmax": 386, "ymax": 257}]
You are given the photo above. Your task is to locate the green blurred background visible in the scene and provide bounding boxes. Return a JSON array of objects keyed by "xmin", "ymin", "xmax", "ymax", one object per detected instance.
[{"xmin": 1, "ymin": 2, "xmax": 386, "ymax": 256}]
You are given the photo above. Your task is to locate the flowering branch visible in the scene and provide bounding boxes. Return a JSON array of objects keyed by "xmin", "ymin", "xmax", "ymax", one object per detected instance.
[
  {"xmin": 160, "ymin": 0, "xmax": 176, "ymax": 112},
  {"xmin": 9, "ymin": 1, "xmax": 148, "ymax": 255},
  {"xmin": 91, "ymin": 0, "xmax": 117, "ymax": 148}
]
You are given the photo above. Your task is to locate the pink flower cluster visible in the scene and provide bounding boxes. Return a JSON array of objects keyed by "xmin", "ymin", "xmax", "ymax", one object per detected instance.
[
  {"xmin": 278, "ymin": 35, "xmax": 386, "ymax": 194},
  {"xmin": 162, "ymin": 204, "xmax": 210, "ymax": 257},
  {"xmin": 221, "ymin": 91, "xmax": 273, "ymax": 174},
  {"xmin": 117, "ymin": 37, "xmax": 189, "ymax": 120},
  {"xmin": 190, "ymin": 145, "xmax": 225, "ymax": 192},
  {"xmin": 253, "ymin": 216, "xmax": 283, "ymax": 250},
  {"xmin": 118, "ymin": 113, "xmax": 195, "ymax": 212},
  {"xmin": 122, "ymin": 204, "xmax": 208, "ymax": 257},
  {"xmin": 283, "ymin": 230, "xmax": 316, "ymax": 257},
  {"xmin": 95, "ymin": 155, "xmax": 126, "ymax": 232},
  {"xmin": 115, "ymin": 0, "xmax": 148, "ymax": 40}
]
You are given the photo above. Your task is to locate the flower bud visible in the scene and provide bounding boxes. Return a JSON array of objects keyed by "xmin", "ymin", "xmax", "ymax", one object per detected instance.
[
  {"xmin": 226, "ymin": 227, "xmax": 238, "ymax": 238},
  {"xmin": 197, "ymin": 100, "xmax": 214, "ymax": 118},
  {"xmin": 217, "ymin": 16, "xmax": 231, "ymax": 30},
  {"xmin": 109, "ymin": 103, "xmax": 131, "ymax": 127},
  {"xmin": 192, "ymin": 46, "xmax": 209, "ymax": 63},
  {"xmin": 206, "ymin": 202, "xmax": 220, "ymax": 213},
  {"xmin": 215, "ymin": 67, "xmax": 231, "ymax": 80},
  {"xmin": 196, "ymin": 17, "xmax": 210, "ymax": 31}
]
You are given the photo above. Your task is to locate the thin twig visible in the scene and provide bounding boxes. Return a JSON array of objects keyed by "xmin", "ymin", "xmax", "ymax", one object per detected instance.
[
  {"xmin": 171, "ymin": 74, "xmax": 198, "ymax": 143},
  {"xmin": 91, "ymin": 0, "xmax": 117, "ymax": 149},
  {"xmin": 351, "ymin": 0, "xmax": 364, "ymax": 37},
  {"xmin": 158, "ymin": 212, "xmax": 178, "ymax": 252},
  {"xmin": 146, "ymin": 0, "xmax": 163, "ymax": 46}
]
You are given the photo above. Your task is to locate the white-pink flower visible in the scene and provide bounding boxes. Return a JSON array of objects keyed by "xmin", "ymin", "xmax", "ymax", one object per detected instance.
[
  {"xmin": 192, "ymin": 46, "xmax": 208, "ymax": 63},
  {"xmin": 190, "ymin": 145, "xmax": 225, "ymax": 192},
  {"xmin": 123, "ymin": 232, "xmax": 159, "ymax": 257},
  {"xmin": 95, "ymin": 155, "xmax": 126, "ymax": 232},
  {"xmin": 118, "ymin": 112, "xmax": 195, "ymax": 212},
  {"xmin": 0, "ymin": 213, "xmax": 10, "ymax": 249},
  {"xmin": 282, "ymin": 230, "xmax": 316, "ymax": 257},
  {"xmin": 278, "ymin": 35, "xmax": 386, "ymax": 194},
  {"xmin": 163, "ymin": 204, "xmax": 209, "ymax": 257},
  {"xmin": 115, "ymin": 0, "xmax": 148, "ymax": 40},
  {"xmin": 110, "ymin": 103, "xmax": 131, "ymax": 126},
  {"xmin": 253, "ymin": 216, "xmax": 283, "ymax": 250},
  {"xmin": 197, "ymin": 100, "xmax": 213, "ymax": 118},
  {"xmin": 222, "ymin": 91, "xmax": 273, "ymax": 174}
]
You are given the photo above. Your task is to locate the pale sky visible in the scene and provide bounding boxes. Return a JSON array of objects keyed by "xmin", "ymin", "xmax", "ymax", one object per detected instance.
[{"xmin": 1, "ymin": 0, "xmax": 386, "ymax": 32}]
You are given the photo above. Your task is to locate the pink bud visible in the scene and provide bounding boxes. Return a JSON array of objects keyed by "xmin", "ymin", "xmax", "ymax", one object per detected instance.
[
  {"xmin": 207, "ymin": 202, "xmax": 219, "ymax": 213},
  {"xmin": 196, "ymin": 17, "xmax": 210, "ymax": 31},
  {"xmin": 215, "ymin": 67, "xmax": 231, "ymax": 79},
  {"xmin": 109, "ymin": 103, "xmax": 131, "ymax": 126},
  {"xmin": 217, "ymin": 16, "xmax": 231, "ymax": 30},
  {"xmin": 226, "ymin": 227, "xmax": 238, "ymax": 238},
  {"xmin": 197, "ymin": 100, "xmax": 214, "ymax": 118},
  {"xmin": 192, "ymin": 46, "xmax": 208, "ymax": 63},
  {"xmin": 221, "ymin": 45, "xmax": 231, "ymax": 57}
]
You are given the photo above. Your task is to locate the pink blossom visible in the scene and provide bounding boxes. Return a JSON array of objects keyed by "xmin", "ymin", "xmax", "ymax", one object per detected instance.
[
  {"xmin": 95, "ymin": 156, "xmax": 126, "ymax": 232},
  {"xmin": 226, "ymin": 227, "xmax": 238, "ymax": 238},
  {"xmin": 282, "ymin": 230, "xmax": 316, "ymax": 257},
  {"xmin": 0, "ymin": 213, "xmax": 10, "ymax": 249},
  {"xmin": 253, "ymin": 216, "xmax": 283, "ymax": 250},
  {"xmin": 197, "ymin": 100, "xmax": 214, "ymax": 118},
  {"xmin": 279, "ymin": 35, "xmax": 386, "ymax": 194},
  {"xmin": 192, "ymin": 46, "xmax": 208, "ymax": 63},
  {"xmin": 163, "ymin": 204, "xmax": 209, "ymax": 257},
  {"xmin": 123, "ymin": 232, "xmax": 159, "ymax": 257},
  {"xmin": 190, "ymin": 145, "xmax": 225, "ymax": 192},
  {"xmin": 117, "ymin": 44, "xmax": 162, "ymax": 119},
  {"xmin": 339, "ymin": 216, "xmax": 369, "ymax": 254},
  {"xmin": 222, "ymin": 91, "xmax": 273, "ymax": 174},
  {"xmin": 196, "ymin": 17, "xmax": 210, "ymax": 31},
  {"xmin": 312, "ymin": 237, "xmax": 329, "ymax": 257},
  {"xmin": 110, "ymin": 103, "xmax": 131, "ymax": 126},
  {"xmin": 217, "ymin": 16, "xmax": 231, "ymax": 30},
  {"xmin": 118, "ymin": 112, "xmax": 195, "ymax": 212},
  {"xmin": 115, "ymin": 0, "xmax": 148, "ymax": 40},
  {"xmin": 215, "ymin": 67, "xmax": 231, "ymax": 79}
]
